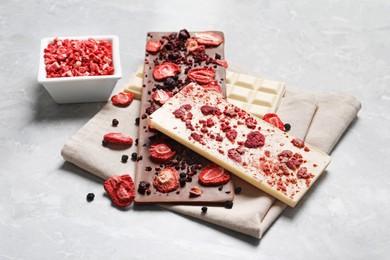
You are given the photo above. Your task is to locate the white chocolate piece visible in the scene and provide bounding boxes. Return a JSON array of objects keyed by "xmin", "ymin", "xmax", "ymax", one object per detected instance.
[
  {"xmin": 124, "ymin": 66, "xmax": 286, "ymax": 118},
  {"xmin": 148, "ymin": 84, "xmax": 331, "ymax": 207}
]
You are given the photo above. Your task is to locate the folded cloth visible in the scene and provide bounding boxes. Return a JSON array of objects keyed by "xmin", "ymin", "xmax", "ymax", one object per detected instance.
[{"xmin": 61, "ymin": 84, "xmax": 361, "ymax": 239}]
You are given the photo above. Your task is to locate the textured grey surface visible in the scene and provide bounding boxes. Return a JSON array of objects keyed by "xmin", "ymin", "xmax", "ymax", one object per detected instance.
[{"xmin": 1, "ymin": 0, "xmax": 389, "ymax": 259}]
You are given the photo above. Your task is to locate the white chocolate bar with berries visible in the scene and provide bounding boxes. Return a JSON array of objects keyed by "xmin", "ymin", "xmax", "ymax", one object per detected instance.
[
  {"xmin": 124, "ymin": 66, "xmax": 286, "ymax": 118},
  {"xmin": 148, "ymin": 83, "xmax": 331, "ymax": 207}
]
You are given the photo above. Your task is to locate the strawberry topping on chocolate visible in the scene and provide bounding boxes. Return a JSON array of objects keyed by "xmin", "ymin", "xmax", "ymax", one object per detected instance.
[
  {"xmin": 149, "ymin": 141, "xmax": 176, "ymax": 163},
  {"xmin": 104, "ymin": 175, "xmax": 135, "ymax": 207},
  {"xmin": 263, "ymin": 113, "xmax": 285, "ymax": 131},
  {"xmin": 152, "ymin": 89, "xmax": 173, "ymax": 105},
  {"xmin": 244, "ymin": 131, "xmax": 265, "ymax": 148},
  {"xmin": 198, "ymin": 163, "xmax": 231, "ymax": 186},
  {"xmin": 201, "ymin": 81, "xmax": 222, "ymax": 93},
  {"xmin": 291, "ymin": 138, "xmax": 305, "ymax": 148},
  {"xmin": 200, "ymin": 105, "xmax": 218, "ymax": 115},
  {"xmin": 146, "ymin": 40, "xmax": 162, "ymax": 54},
  {"xmin": 153, "ymin": 167, "xmax": 179, "ymax": 193},
  {"xmin": 194, "ymin": 32, "xmax": 223, "ymax": 46},
  {"xmin": 212, "ymin": 59, "xmax": 229, "ymax": 68},
  {"xmin": 111, "ymin": 92, "xmax": 135, "ymax": 107},
  {"xmin": 103, "ymin": 133, "xmax": 133, "ymax": 145},
  {"xmin": 187, "ymin": 67, "xmax": 215, "ymax": 85},
  {"xmin": 153, "ymin": 62, "xmax": 181, "ymax": 81},
  {"xmin": 189, "ymin": 186, "xmax": 203, "ymax": 197}
]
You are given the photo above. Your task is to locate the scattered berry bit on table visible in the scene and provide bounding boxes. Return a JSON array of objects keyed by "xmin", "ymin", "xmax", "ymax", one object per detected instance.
[
  {"xmin": 111, "ymin": 92, "xmax": 135, "ymax": 107},
  {"xmin": 103, "ymin": 132, "xmax": 133, "ymax": 145},
  {"xmin": 103, "ymin": 175, "xmax": 135, "ymax": 207}
]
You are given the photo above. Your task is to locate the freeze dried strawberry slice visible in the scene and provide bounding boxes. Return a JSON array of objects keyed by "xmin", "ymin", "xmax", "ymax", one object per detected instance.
[
  {"xmin": 263, "ymin": 113, "xmax": 285, "ymax": 131},
  {"xmin": 149, "ymin": 141, "xmax": 176, "ymax": 163},
  {"xmin": 212, "ymin": 59, "xmax": 229, "ymax": 68},
  {"xmin": 153, "ymin": 167, "xmax": 179, "ymax": 193},
  {"xmin": 104, "ymin": 174, "xmax": 135, "ymax": 207},
  {"xmin": 153, "ymin": 62, "xmax": 181, "ymax": 81},
  {"xmin": 194, "ymin": 32, "xmax": 223, "ymax": 46},
  {"xmin": 152, "ymin": 89, "xmax": 173, "ymax": 105},
  {"xmin": 146, "ymin": 40, "xmax": 162, "ymax": 54},
  {"xmin": 111, "ymin": 92, "xmax": 135, "ymax": 107},
  {"xmin": 187, "ymin": 67, "xmax": 215, "ymax": 85},
  {"xmin": 189, "ymin": 187, "xmax": 203, "ymax": 197},
  {"xmin": 198, "ymin": 163, "xmax": 231, "ymax": 186},
  {"xmin": 201, "ymin": 81, "xmax": 222, "ymax": 93},
  {"xmin": 103, "ymin": 133, "xmax": 133, "ymax": 145},
  {"xmin": 186, "ymin": 38, "xmax": 205, "ymax": 52}
]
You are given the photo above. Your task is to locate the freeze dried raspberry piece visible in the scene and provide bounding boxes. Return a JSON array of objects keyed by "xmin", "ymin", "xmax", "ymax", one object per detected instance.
[
  {"xmin": 44, "ymin": 37, "xmax": 114, "ymax": 78},
  {"xmin": 200, "ymin": 105, "xmax": 218, "ymax": 116},
  {"xmin": 226, "ymin": 129, "xmax": 237, "ymax": 141},
  {"xmin": 146, "ymin": 40, "xmax": 162, "ymax": 54},
  {"xmin": 244, "ymin": 131, "xmax": 265, "ymax": 148},
  {"xmin": 291, "ymin": 138, "xmax": 305, "ymax": 148},
  {"xmin": 194, "ymin": 32, "xmax": 223, "ymax": 46},
  {"xmin": 187, "ymin": 68, "xmax": 215, "ymax": 85},
  {"xmin": 153, "ymin": 62, "xmax": 181, "ymax": 81},
  {"xmin": 153, "ymin": 167, "xmax": 179, "ymax": 193},
  {"xmin": 199, "ymin": 163, "xmax": 231, "ymax": 186},
  {"xmin": 263, "ymin": 113, "xmax": 285, "ymax": 131},
  {"xmin": 149, "ymin": 141, "xmax": 176, "ymax": 163},
  {"xmin": 104, "ymin": 175, "xmax": 135, "ymax": 207},
  {"xmin": 152, "ymin": 89, "xmax": 173, "ymax": 105},
  {"xmin": 103, "ymin": 133, "xmax": 133, "ymax": 145},
  {"xmin": 111, "ymin": 92, "xmax": 135, "ymax": 107}
]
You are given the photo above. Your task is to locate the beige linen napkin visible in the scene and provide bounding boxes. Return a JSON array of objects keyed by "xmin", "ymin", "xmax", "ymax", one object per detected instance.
[{"xmin": 61, "ymin": 87, "xmax": 361, "ymax": 239}]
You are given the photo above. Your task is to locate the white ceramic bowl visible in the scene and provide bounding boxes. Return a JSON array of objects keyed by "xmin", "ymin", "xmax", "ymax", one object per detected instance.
[{"xmin": 37, "ymin": 35, "xmax": 122, "ymax": 104}]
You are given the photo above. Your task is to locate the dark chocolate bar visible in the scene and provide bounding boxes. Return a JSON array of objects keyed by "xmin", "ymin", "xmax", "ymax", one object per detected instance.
[{"xmin": 134, "ymin": 30, "xmax": 234, "ymax": 204}]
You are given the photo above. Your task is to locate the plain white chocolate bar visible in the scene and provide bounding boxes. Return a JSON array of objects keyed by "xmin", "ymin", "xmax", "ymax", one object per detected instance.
[
  {"xmin": 124, "ymin": 66, "xmax": 286, "ymax": 118},
  {"xmin": 148, "ymin": 83, "xmax": 331, "ymax": 207}
]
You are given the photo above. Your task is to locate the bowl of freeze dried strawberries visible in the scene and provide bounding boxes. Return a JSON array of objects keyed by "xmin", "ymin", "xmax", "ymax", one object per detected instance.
[{"xmin": 37, "ymin": 35, "xmax": 122, "ymax": 104}]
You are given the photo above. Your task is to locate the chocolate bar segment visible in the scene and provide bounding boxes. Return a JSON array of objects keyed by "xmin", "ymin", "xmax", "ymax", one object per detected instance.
[
  {"xmin": 125, "ymin": 67, "xmax": 286, "ymax": 118},
  {"xmin": 149, "ymin": 83, "xmax": 331, "ymax": 207},
  {"xmin": 135, "ymin": 30, "xmax": 234, "ymax": 204}
]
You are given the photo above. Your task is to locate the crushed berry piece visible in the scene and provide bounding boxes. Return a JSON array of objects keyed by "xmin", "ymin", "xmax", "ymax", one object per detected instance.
[
  {"xmin": 234, "ymin": 187, "xmax": 242, "ymax": 194},
  {"xmin": 244, "ymin": 131, "xmax": 265, "ymax": 148},
  {"xmin": 179, "ymin": 172, "xmax": 187, "ymax": 178},
  {"xmin": 215, "ymin": 53, "xmax": 221, "ymax": 59},
  {"xmin": 112, "ymin": 119, "xmax": 119, "ymax": 126},
  {"xmin": 179, "ymin": 178, "xmax": 186, "ymax": 187},
  {"xmin": 121, "ymin": 155, "xmax": 129, "ymax": 163},
  {"xmin": 86, "ymin": 193, "xmax": 95, "ymax": 202},
  {"xmin": 224, "ymin": 200, "xmax": 233, "ymax": 209},
  {"xmin": 201, "ymin": 206, "xmax": 208, "ymax": 213},
  {"xmin": 186, "ymin": 176, "xmax": 192, "ymax": 182},
  {"xmin": 145, "ymin": 166, "xmax": 152, "ymax": 171},
  {"xmin": 135, "ymin": 139, "xmax": 138, "ymax": 146}
]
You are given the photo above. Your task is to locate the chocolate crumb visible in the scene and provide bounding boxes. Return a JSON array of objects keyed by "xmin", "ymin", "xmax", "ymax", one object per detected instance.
[
  {"xmin": 121, "ymin": 155, "xmax": 129, "ymax": 163},
  {"xmin": 284, "ymin": 123, "xmax": 291, "ymax": 131},
  {"xmin": 234, "ymin": 186, "xmax": 242, "ymax": 194},
  {"xmin": 201, "ymin": 206, "xmax": 208, "ymax": 213},
  {"xmin": 224, "ymin": 200, "xmax": 233, "ymax": 209},
  {"xmin": 131, "ymin": 152, "xmax": 138, "ymax": 161}
]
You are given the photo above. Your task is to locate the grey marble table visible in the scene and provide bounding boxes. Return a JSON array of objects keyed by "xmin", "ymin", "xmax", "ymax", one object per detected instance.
[{"xmin": 1, "ymin": 0, "xmax": 389, "ymax": 259}]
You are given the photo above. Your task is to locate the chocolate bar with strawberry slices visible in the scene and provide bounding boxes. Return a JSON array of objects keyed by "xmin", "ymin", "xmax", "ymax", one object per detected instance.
[{"xmin": 135, "ymin": 30, "xmax": 234, "ymax": 204}]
